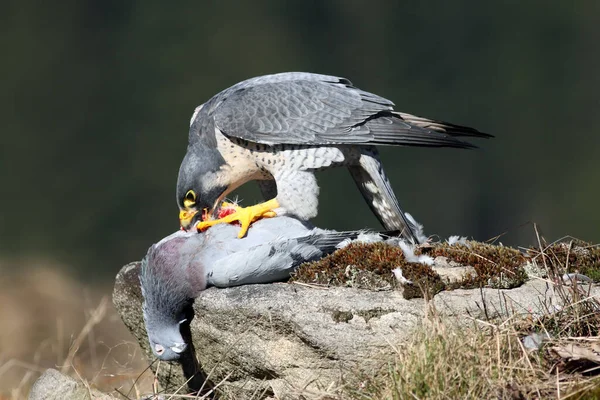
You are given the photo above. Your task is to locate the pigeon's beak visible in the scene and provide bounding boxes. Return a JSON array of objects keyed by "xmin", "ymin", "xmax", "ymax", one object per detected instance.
[
  {"xmin": 170, "ymin": 342, "xmax": 187, "ymax": 354},
  {"xmin": 179, "ymin": 209, "xmax": 198, "ymax": 230}
]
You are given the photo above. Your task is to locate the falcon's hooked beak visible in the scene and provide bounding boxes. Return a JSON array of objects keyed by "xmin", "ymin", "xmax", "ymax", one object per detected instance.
[{"xmin": 179, "ymin": 209, "xmax": 198, "ymax": 230}]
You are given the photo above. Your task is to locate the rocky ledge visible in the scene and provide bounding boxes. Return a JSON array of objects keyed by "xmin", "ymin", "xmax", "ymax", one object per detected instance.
[{"xmin": 112, "ymin": 237, "xmax": 600, "ymax": 398}]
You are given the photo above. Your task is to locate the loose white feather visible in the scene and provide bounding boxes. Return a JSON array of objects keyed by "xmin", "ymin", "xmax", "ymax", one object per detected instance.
[
  {"xmin": 447, "ymin": 235, "xmax": 468, "ymax": 246},
  {"xmin": 335, "ymin": 232, "xmax": 382, "ymax": 249},
  {"xmin": 398, "ymin": 240, "xmax": 434, "ymax": 266},
  {"xmin": 392, "ymin": 268, "xmax": 412, "ymax": 285}
]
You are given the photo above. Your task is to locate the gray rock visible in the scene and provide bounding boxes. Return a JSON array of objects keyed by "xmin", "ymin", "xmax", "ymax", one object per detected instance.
[
  {"xmin": 522, "ymin": 332, "xmax": 552, "ymax": 350},
  {"xmin": 29, "ymin": 369, "xmax": 117, "ymax": 400},
  {"xmin": 431, "ymin": 256, "xmax": 477, "ymax": 284},
  {"xmin": 113, "ymin": 262, "xmax": 600, "ymax": 399}
]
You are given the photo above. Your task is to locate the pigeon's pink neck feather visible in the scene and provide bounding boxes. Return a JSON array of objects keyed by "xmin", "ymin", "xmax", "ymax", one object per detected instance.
[{"xmin": 153, "ymin": 236, "xmax": 207, "ymax": 296}]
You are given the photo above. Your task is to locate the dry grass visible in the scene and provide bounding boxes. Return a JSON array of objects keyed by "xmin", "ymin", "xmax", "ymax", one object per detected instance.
[
  {"xmin": 0, "ymin": 261, "xmax": 153, "ymax": 399},
  {"xmin": 347, "ymin": 230, "xmax": 600, "ymax": 400},
  {"xmin": 349, "ymin": 318, "xmax": 598, "ymax": 399}
]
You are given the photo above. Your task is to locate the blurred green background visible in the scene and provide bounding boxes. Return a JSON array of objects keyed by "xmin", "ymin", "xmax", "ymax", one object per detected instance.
[{"xmin": 2, "ymin": 1, "xmax": 599, "ymax": 282}]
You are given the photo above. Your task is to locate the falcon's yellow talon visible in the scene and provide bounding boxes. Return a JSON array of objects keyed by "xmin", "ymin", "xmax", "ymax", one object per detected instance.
[
  {"xmin": 236, "ymin": 220, "xmax": 251, "ymax": 239},
  {"xmin": 197, "ymin": 199, "xmax": 279, "ymax": 238}
]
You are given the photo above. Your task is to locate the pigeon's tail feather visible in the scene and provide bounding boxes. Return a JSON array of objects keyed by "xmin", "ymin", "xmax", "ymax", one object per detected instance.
[
  {"xmin": 298, "ymin": 231, "xmax": 363, "ymax": 254},
  {"xmin": 348, "ymin": 151, "xmax": 423, "ymax": 244}
]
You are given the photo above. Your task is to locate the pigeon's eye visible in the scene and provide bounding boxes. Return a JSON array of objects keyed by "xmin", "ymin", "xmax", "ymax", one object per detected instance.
[
  {"xmin": 184, "ymin": 190, "xmax": 196, "ymax": 208},
  {"xmin": 154, "ymin": 344, "xmax": 165, "ymax": 355}
]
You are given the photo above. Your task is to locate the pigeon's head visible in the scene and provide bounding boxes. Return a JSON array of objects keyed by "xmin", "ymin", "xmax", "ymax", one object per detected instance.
[
  {"xmin": 147, "ymin": 319, "xmax": 188, "ymax": 362},
  {"xmin": 177, "ymin": 136, "xmax": 228, "ymax": 231},
  {"xmin": 140, "ymin": 232, "xmax": 207, "ymax": 361}
]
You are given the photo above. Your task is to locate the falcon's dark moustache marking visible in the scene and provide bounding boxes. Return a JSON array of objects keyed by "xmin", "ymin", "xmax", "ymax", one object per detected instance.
[{"xmin": 177, "ymin": 143, "xmax": 227, "ymax": 211}]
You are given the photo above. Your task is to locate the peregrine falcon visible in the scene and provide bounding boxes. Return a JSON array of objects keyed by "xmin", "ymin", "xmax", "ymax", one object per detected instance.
[{"xmin": 177, "ymin": 72, "xmax": 491, "ymax": 242}]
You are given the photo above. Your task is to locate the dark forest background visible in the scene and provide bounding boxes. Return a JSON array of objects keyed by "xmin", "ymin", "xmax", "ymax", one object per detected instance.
[{"xmin": 2, "ymin": 1, "xmax": 599, "ymax": 282}]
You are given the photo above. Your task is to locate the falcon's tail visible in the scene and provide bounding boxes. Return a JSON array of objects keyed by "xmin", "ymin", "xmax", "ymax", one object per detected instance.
[
  {"xmin": 348, "ymin": 151, "xmax": 424, "ymax": 244},
  {"xmin": 395, "ymin": 112, "xmax": 492, "ymax": 139},
  {"xmin": 366, "ymin": 111, "xmax": 492, "ymax": 149}
]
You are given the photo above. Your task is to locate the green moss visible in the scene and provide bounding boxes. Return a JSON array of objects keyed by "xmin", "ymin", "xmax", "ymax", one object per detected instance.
[
  {"xmin": 290, "ymin": 242, "xmax": 443, "ymax": 299},
  {"xmin": 587, "ymin": 268, "xmax": 600, "ymax": 282},
  {"xmin": 418, "ymin": 241, "xmax": 528, "ymax": 289},
  {"xmin": 355, "ymin": 308, "xmax": 395, "ymax": 323},
  {"xmin": 331, "ymin": 310, "xmax": 353, "ymax": 323},
  {"xmin": 291, "ymin": 242, "xmax": 401, "ymax": 288},
  {"xmin": 291, "ymin": 240, "xmax": 530, "ymax": 298},
  {"xmin": 572, "ymin": 380, "xmax": 600, "ymax": 399},
  {"xmin": 329, "ymin": 308, "xmax": 396, "ymax": 323},
  {"xmin": 397, "ymin": 259, "xmax": 445, "ymax": 300}
]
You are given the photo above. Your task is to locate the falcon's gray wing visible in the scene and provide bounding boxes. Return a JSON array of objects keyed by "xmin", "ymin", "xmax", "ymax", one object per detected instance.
[
  {"xmin": 188, "ymin": 72, "xmax": 349, "ymax": 146},
  {"xmin": 208, "ymin": 72, "xmax": 490, "ymax": 147}
]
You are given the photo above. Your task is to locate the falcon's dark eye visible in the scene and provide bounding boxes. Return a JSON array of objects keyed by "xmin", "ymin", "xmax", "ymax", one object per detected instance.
[{"xmin": 184, "ymin": 190, "xmax": 196, "ymax": 208}]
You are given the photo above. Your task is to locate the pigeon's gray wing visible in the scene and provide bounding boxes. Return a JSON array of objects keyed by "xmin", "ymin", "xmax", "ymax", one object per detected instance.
[
  {"xmin": 204, "ymin": 218, "xmax": 361, "ymax": 287},
  {"xmin": 210, "ymin": 73, "xmax": 490, "ymax": 147},
  {"xmin": 205, "ymin": 233, "xmax": 356, "ymax": 288},
  {"xmin": 199, "ymin": 216, "xmax": 315, "ymax": 256},
  {"xmin": 206, "ymin": 238, "xmax": 315, "ymax": 287}
]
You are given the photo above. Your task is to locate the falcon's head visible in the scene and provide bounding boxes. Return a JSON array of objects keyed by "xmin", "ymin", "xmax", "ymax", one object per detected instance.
[{"xmin": 177, "ymin": 148, "xmax": 228, "ymax": 230}]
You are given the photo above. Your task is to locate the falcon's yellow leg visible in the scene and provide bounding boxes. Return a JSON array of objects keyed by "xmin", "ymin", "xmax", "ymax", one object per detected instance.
[{"xmin": 197, "ymin": 199, "xmax": 279, "ymax": 238}]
